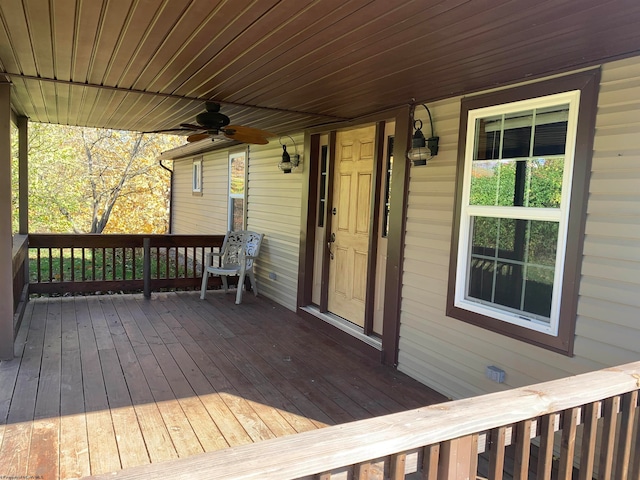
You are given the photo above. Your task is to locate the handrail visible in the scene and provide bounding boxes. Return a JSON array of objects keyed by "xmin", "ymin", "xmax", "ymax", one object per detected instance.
[
  {"xmin": 28, "ymin": 233, "xmax": 226, "ymax": 296},
  {"xmin": 83, "ymin": 361, "xmax": 640, "ymax": 480}
]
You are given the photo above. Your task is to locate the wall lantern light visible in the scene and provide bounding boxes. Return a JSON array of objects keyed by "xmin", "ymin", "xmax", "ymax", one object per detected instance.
[
  {"xmin": 278, "ymin": 135, "xmax": 301, "ymax": 173},
  {"xmin": 408, "ymin": 104, "xmax": 439, "ymax": 166}
]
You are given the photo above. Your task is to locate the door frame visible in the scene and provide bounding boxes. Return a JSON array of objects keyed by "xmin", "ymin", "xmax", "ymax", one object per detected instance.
[{"xmin": 297, "ymin": 105, "xmax": 412, "ymax": 366}]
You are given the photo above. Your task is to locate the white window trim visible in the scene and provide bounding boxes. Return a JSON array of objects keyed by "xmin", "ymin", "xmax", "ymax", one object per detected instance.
[
  {"xmin": 453, "ymin": 90, "xmax": 581, "ymax": 337},
  {"xmin": 192, "ymin": 157, "xmax": 202, "ymax": 193}
]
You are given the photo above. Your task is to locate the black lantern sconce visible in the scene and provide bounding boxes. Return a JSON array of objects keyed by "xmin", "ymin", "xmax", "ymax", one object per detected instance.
[
  {"xmin": 408, "ymin": 104, "xmax": 439, "ymax": 166},
  {"xmin": 278, "ymin": 135, "xmax": 301, "ymax": 173}
]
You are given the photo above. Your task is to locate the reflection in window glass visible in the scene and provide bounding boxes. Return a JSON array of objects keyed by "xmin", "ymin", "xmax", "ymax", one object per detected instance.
[
  {"xmin": 229, "ymin": 152, "xmax": 246, "ymax": 231},
  {"xmin": 470, "ymin": 104, "xmax": 568, "ymax": 211},
  {"xmin": 470, "ymin": 157, "xmax": 564, "ymax": 208},
  {"xmin": 468, "ymin": 216, "xmax": 558, "ymax": 320}
]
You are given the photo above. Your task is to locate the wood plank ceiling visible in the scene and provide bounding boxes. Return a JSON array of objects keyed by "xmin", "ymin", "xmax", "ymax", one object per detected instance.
[{"xmin": 1, "ymin": 0, "xmax": 640, "ymax": 136}]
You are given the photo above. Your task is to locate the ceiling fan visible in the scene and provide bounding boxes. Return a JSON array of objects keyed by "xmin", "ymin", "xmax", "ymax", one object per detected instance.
[{"xmin": 149, "ymin": 102, "xmax": 273, "ymax": 145}]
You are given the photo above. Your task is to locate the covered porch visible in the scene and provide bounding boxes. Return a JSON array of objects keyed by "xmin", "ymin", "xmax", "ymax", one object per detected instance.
[{"xmin": 0, "ymin": 289, "xmax": 445, "ymax": 478}]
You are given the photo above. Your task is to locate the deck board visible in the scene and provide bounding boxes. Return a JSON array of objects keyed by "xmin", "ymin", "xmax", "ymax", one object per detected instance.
[{"xmin": 0, "ymin": 291, "xmax": 447, "ymax": 478}]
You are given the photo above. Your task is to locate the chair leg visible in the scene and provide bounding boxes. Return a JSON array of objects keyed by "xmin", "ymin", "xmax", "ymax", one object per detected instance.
[
  {"xmin": 235, "ymin": 273, "xmax": 245, "ymax": 304},
  {"xmin": 248, "ymin": 271, "xmax": 258, "ymax": 297},
  {"xmin": 221, "ymin": 275, "xmax": 228, "ymax": 293},
  {"xmin": 200, "ymin": 270, "xmax": 209, "ymax": 300}
]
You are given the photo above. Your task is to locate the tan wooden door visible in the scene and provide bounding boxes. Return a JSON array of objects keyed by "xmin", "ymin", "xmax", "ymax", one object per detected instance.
[{"xmin": 327, "ymin": 125, "xmax": 376, "ymax": 326}]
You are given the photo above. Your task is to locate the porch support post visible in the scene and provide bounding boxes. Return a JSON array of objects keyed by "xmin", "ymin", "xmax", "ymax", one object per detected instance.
[
  {"xmin": 381, "ymin": 105, "xmax": 412, "ymax": 366},
  {"xmin": 0, "ymin": 82, "xmax": 14, "ymax": 359},
  {"xmin": 18, "ymin": 116, "xmax": 27, "ymax": 234}
]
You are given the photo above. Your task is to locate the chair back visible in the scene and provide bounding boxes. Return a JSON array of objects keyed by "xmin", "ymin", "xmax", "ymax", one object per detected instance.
[
  {"xmin": 243, "ymin": 231, "xmax": 264, "ymax": 270},
  {"xmin": 220, "ymin": 230, "xmax": 263, "ymax": 270},
  {"xmin": 220, "ymin": 231, "xmax": 245, "ymax": 269}
]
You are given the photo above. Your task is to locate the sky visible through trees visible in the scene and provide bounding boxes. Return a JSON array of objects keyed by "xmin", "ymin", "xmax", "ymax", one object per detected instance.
[{"xmin": 11, "ymin": 123, "xmax": 183, "ymax": 234}]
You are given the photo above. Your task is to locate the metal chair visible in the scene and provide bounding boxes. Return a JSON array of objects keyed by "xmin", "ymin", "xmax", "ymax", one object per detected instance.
[{"xmin": 200, "ymin": 230, "xmax": 264, "ymax": 304}]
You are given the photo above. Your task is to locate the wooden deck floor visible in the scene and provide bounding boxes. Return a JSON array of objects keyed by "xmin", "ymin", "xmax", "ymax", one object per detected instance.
[{"xmin": 0, "ymin": 291, "xmax": 446, "ymax": 479}]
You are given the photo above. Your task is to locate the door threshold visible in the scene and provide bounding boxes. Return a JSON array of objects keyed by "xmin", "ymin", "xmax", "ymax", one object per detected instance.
[{"xmin": 299, "ymin": 306, "xmax": 382, "ymax": 351}]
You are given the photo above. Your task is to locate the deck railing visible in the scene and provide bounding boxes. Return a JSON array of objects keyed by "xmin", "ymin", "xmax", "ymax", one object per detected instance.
[
  {"xmin": 86, "ymin": 361, "xmax": 640, "ymax": 480},
  {"xmin": 28, "ymin": 234, "xmax": 226, "ymax": 296},
  {"xmin": 12, "ymin": 234, "xmax": 29, "ymax": 318}
]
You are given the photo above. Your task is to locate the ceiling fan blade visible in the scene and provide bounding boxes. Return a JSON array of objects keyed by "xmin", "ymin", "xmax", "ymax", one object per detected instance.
[
  {"xmin": 179, "ymin": 123, "xmax": 205, "ymax": 130},
  {"xmin": 224, "ymin": 125, "xmax": 275, "ymax": 138},
  {"xmin": 187, "ymin": 133, "xmax": 211, "ymax": 143},
  {"xmin": 144, "ymin": 128, "xmax": 194, "ymax": 134},
  {"xmin": 224, "ymin": 130, "xmax": 269, "ymax": 145}
]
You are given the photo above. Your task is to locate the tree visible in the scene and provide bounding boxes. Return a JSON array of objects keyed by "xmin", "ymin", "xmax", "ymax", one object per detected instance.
[{"xmin": 12, "ymin": 123, "xmax": 182, "ymax": 234}]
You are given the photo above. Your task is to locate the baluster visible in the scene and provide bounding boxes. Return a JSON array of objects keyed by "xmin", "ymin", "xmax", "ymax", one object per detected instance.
[
  {"xmin": 37, "ymin": 248, "xmax": 41, "ymax": 283},
  {"xmin": 70, "ymin": 247, "xmax": 75, "ymax": 282},
  {"xmin": 616, "ymin": 391, "xmax": 638, "ymax": 480},
  {"xmin": 82, "ymin": 248, "xmax": 86, "ymax": 281},
  {"xmin": 59, "ymin": 247, "xmax": 64, "ymax": 281},
  {"xmin": 578, "ymin": 402, "xmax": 599, "ymax": 480},
  {"xmin": 488, "ymin": 426, "xmax": 506, "ymax": 480},
  {"xmin": 599, "ymin": 396, "xmax": 621, "ymax": 480},
  {"xmin": 558, "ymin": 407, "xmax": 579, "ymax": 480},
  {"xmin": 48, "ymin": 247, "xmax": 52, "ymax": 282},
  {"xmin": 389, "ymin": 452, "xmax": 407, "ymax": 480},
  {"xmin": 132, "ymin": 247, "xmax": 137, "ymax": 280},
  {"xmin": 536, "ymin": 415, "xmax": 555, "ymax": 480},
  {"xmin": 513, "ymin": 419, "xmax": 532, "ymax": 480},
  {"xmin": 122, "ymin": 247, "xmax": 127, "ymax": 280},
  {"xmin": 421, "ymin": 443, "xmax": 440, "ymax": 480}
]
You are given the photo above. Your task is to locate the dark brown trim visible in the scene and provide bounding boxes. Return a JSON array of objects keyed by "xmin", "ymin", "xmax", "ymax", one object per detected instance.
[
  {"xmin": 297, "ymin": 308, "xmax": 382, "ymax": 362},
  {"xmin": 381, "ymin": 105, "xmax": 412, "ymax": 366},
  {"xmin": 363, "ymin": 121, "xmax": 386, "ymax": 336},
  {"xmin": 17, "ymin": 116, "xmax": 28, "ymax": 235},
  {"xmin": 446, "ymin": 69, "xmax": 601, "ymax": 356},
  {"xmin": 319, "ymin": 131, "xmax": 337, "ymax": 313},
  {"xmin": 296, "ymin": 133, "xmax": 320, "ymax": 308}
]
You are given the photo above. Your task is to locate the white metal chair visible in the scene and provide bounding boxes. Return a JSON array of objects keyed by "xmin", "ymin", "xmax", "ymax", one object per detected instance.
[{"xmin": 200, "ymin": 230, "xmax": 264, "ymax": 304}]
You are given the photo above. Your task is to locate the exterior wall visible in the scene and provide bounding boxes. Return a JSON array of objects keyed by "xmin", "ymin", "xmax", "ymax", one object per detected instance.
[
  {"xmin": 172, "ymin": 150, "xmax": 229, "ymax": 234},
  {"xmin": 171, "ymin": 133, "xmax": 304, "ymax": 311},
  {"xmin": 397, "ymin": 56, "xmax": 640, "ymax": 400},
  {"xmin": 245, "ymin": 133, "xmax": 304, "ymax": 311}
]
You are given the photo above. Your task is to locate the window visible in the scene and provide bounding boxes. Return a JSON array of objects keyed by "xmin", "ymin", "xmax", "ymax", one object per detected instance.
[
  {"xmin": 317, "ymin": 145, "xmax": 328, "ymax": 227},
  {"xmin": 382, "ymin": 136, "xmax": 394, "ymax": 237},
  {"xmin": 192, "ymin": 157, "xmax": 202, "ymax": 194},
  {"xmin": 447, "ymin": 70, "xmax": 599, "ymax": 355},
  {"xmin": 229, "ymin": 151, "xmax": 246, "ymax": 231}
]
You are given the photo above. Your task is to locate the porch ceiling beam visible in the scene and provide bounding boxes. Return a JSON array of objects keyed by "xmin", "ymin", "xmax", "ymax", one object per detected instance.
[
  {"xmin": 2, "ymin": 73, "xmax": 349, "ymax": 122},
  {"xmin": 0, "ymin": 82, "xmax": 14, "ymax": 359}
]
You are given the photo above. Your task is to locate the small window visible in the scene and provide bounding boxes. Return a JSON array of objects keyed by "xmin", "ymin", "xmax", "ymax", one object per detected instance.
[
  {"xmin": 229, "ymin": 151, "xmax": 246, "ymax": 231},
  {"xmin": 447, "ymin": 70, "xmax": 600, "ymax": 355},
  {"xmin": 192, "ymin": 157, "xmax": 202, "ymax": 194}
]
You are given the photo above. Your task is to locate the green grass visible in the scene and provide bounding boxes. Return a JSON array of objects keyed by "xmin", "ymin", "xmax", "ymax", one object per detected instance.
[{"xmin": 29, "ymin": 247, "xmax": 195, "ymax": 283}]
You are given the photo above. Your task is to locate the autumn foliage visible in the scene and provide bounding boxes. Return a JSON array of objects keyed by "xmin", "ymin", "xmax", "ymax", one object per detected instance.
[{"xmin": 12, "ymin": 123, "xmax": 183, "ymax": 234}]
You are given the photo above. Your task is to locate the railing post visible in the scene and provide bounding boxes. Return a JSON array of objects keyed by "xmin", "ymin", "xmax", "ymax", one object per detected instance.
[
  {"xmin": 438, "ymin": 436, "xmax": 476, "ymax": 480},
  {"xmin": 143, "ymin": 237, "xmax": 151, "ymax": 298}
]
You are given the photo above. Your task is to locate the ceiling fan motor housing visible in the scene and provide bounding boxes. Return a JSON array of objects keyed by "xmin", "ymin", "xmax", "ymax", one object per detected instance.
[{"xmin": 195, "ymin": 110, "xmax": 231, "ymax": 129}]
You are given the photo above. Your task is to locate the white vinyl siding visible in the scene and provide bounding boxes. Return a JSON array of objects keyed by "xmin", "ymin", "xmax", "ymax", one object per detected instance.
[
  {"xmin": 172, "ymin": 150, "xmax": 229, "ymax": 234},
  {"xmin": 245, "ymin": 133, "xmax": 304, "ymax": 311},
  {"xmin": 398, "ymin": 56, "xmax": 640, "ymax": 400},
  {"xmin": 171, "ymin": 133, "xmax": 304, "ymax": 311}
]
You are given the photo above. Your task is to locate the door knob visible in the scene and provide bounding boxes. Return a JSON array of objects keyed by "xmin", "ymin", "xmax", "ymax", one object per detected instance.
[
  {"xmin": 327, "ymin": 233, "xmax": 336, "ymax": 259},
  {"xmin": 331, "ymin": 207, "xmax": 337, "ymax": 215}
]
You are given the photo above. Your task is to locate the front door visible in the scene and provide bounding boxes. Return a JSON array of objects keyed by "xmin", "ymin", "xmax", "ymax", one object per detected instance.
[{"xmin": 327, "ymin": 125, "xmax": 376, "ymax": 327}]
